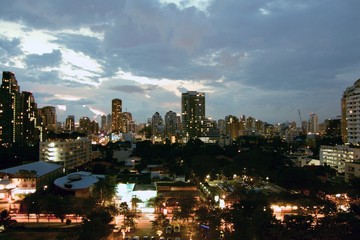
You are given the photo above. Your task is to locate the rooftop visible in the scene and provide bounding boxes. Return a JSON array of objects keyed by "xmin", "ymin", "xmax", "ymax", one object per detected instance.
[{"xmin": 0, "ymin": 161, "xmax": 62, "ymax": 177}]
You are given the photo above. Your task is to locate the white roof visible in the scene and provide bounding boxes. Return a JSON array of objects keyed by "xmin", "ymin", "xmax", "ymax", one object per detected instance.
[
  {"xmin": 0, "ymin": 161, "xmax": 62, "ymax": 177},
  {"xmin": 54, "ymin": 171, "xmax": 104, "ymax": 191}
]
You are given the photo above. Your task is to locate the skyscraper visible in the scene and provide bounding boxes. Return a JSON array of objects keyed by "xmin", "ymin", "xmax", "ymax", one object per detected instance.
[
  {"xmin": 164, "ymin": 110, "xmax": 178, "ymax": 137},
  {"xmin": 342, "ymin": 79, "xmax": 360, "ymax": 144},
  {"xmin": 65, "ymin": 115, "xmax": 75, "ymax": 132},
  {"xmin": 181, "ymin": 91, "xmax": 205, "ymax": 139},
  {"xmin": 122, "ymin": 112, "xmax": 133, "ymax": 133},
  {"xmin": 22, "ymin": 91, "xmax": 39, "ymax": 145},
  {"xmin": 309, "ymin": 113, "xmax": 319, "ymax": 134},
  {"xmin": 151, "ymin": 112, "xmax": 164, "ymax": 137},
  {"xmin": 101, "ymin": 114, "xmax": 107, "ymax": 131},
  {"xmin": 111, "ymin": 98, "xmax": 122, "ymax": 133},
  {"xmin": 0, "ymin": 71, "xmax": 23, "ymax": 144},
  {"xmin": 38, "ymin": 106, "xmax": 57, "ymax": 132}
]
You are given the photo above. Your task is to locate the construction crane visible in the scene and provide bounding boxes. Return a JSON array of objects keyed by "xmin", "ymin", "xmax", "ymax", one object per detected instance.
[{"xmin": 298, "ymin": 109, "xmax": 306, "ymax": 135}]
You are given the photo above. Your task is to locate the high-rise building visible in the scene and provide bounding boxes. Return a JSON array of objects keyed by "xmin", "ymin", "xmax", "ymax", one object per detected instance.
[
  {"xmin": 121, "ymin": 112, "xmax": 133, "ymax": 133},
  {"xmin": 79, "ymin": 116, "xmax": 91, "ymax": 134},
  {"xmin": 225, "ymin": 115, "xmax": 240, "ymax": 139},
  {"xmin": 181, "ymin": 91, "xmax": 205, "ymax": 139},
  {"xmin": 151, "ymin": 112, "xmax": 164, "ymax": 137},
  {"xmin": 101, "ymin": 114, "xmax": 107, "ymax": 131},
  {"xmin": 323, "ymin": 116, "xmax": 341, "ymax": 137},
  {"xmin": 342, "ymin": 79, "xmax": 360, "ymax": 144},
  {"xmin": 164, "ymin": 111, "xmax": 178, "ymax": 137},
  {"xmin": 65, "ymin": 115, "xmax": 75, "ymax": 132},
  {"xmin": 39, "ymin": 137, "xmax": 91, "ymax": 172},
  {"xmin": 22, "ymin": 91, "xmax": 39, "ymax": 145},
  {"xmin": 38, "ymin": 106, "xmax": 57, "ymax": 133},
  {"xmin": 309, "ymin": 113, "xmax": 319, "ymax": 134},
  {"xmin": 111, "ymin": 98, "xmax": 122, "ymax": 133},
  {"xmin": 0, "ymin": 71, "xmax": 23, "ymax": 144}
]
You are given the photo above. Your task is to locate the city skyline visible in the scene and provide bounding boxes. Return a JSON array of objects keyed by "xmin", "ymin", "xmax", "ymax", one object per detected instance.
[{"xmin": 1, "ymin": 0, "xmax": 359, "ymax": 124}]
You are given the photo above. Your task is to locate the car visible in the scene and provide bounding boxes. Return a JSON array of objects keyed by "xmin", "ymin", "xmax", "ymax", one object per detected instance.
[
  {"xmin": 166, "ymin": 238, "xmax": 172, "ymax": 240},
  {"xmin": 143, "ymin": 236, "xmax": 149, "ymax": 240},
  {"xmin": 159, "ymin": 237, "xmax": 165, "ymax": 240},
  {"xmin": 166, "ymin": 225, "xmax": 172, "ymax": 233},
  {"xmin": 173, "ymin": 224, "xmax": 180, "ymax": 233},
  {"xmin": 132, "ymin": 237, "xmax": 140, "ymax": 240},
  {"xmin": 113, "ymin": 226, "xmax": 121, "ymax": 233},
  {"xmin": 150, "ymin": 237, "xmax": 156, "ymax": 240},
  {"xmin": 175, "ymin": 238, "xmax": 181, "ymax": 240}
]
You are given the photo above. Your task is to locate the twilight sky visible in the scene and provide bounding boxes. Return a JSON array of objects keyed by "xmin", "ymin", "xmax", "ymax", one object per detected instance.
[{"xmin": 1, "ymin": 0, "xmax": 359, "ymax": 124}]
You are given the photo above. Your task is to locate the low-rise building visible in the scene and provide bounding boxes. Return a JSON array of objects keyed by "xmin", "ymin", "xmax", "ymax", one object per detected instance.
[
  {"xmin": 320, "ymin": 145, "xmax": 360, "ymax": 173},
  {"xmin": 0, "ymin": 161, "xmax": 62, "ymax": 201},
  {"xmin": 345, "ymin": 162, "xmax": 360, "ymax": 182},
  {"xmin": 53, "ymin": 171, "xmax": 104, "ymax": 198},
  {"xmin": 39, "ymin": 137, "xmax": 92, "ymax": 172}
]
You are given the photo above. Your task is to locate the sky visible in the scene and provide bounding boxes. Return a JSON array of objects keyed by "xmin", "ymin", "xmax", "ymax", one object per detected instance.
[{"xmin": 1, "ymin": 0, "xmax": 360, "ymax": 125}]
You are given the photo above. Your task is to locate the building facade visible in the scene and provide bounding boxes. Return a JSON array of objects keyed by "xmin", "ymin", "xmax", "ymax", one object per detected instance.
[
  {"xmin": 181, "ymin": 91, "xmax": 205, "ymax": 139},
  {"xmin": 320, "ymin": 145, "xmax": 360, "ymax": 173},
  {"xmin": 65, "ymin": 115, "xmax": 75, "ymax": 132},
  {"xmin": 164, "ymin": 110, "xmax": 178, "ymax": 138},
  {"xmin": 38, "ymin": 106, "xmax": 57, "ymax": 134},
  {"xmin": 342, "ymin": 79, "xmax": 360, "ymax": 144},
  {"xmin": 0, "ymin": 71, "xmax": 23, "ymax": 144},
  {"xmin": 111, "ymin": 98, "xmax": 122, "ymax": 133},
  {"xmin": 39, "ymin": 137, "xmax": 92, "ymax": 172}
]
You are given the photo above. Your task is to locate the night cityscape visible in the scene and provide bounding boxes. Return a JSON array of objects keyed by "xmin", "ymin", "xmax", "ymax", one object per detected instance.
[{"xmin": 1, "ymin": 1, "xmax": 360, "ymax": 240}]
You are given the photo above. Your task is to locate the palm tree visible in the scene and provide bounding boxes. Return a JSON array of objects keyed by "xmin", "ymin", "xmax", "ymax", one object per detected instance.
[{"xmin": 148, "ymin": 196, "xmax": 165, "ymax": 214}]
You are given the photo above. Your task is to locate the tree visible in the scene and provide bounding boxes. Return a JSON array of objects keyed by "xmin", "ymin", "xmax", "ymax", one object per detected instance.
[
  {"xmin": 225, "ymin": 192, "xmax": 283, "ymax": 240},
  {"xmin": 173, "ymin": 197, "xmax": 198, "ymax": 222},
  {"xmin": 78, "ymin": 205, "xmax": 114, "ymax": 240},
  {"xmin": 92, "ymin": 175, "xmax": 117, "ymax": 204},
  {"xmin": 130, "ymin": 196, "xmax": 142, "ymax": 211},
  {"xmin": 46, "ymin": 195, "xmax": 73, "ymax": 223},
  {"xmin": 147, "ymin": 196, "xmax": 165, "ymax": 214}
]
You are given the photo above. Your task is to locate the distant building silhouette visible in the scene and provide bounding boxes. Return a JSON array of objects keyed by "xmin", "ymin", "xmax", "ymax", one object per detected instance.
[{"xmin": 65, "ymin": 115, "xmax": 75, "ymax": 132}]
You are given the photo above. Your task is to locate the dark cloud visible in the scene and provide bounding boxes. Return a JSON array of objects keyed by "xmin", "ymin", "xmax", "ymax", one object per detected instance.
[
  {"xmin": 1, "ymin": 0, "xmax": 359, "ymax": 123},
  {"xmin": 110, "ymin": 84, "xmax": 158, "ymax": 94},
  {"xmin": 25, "ymin": 50, "xmax": 62, "ymax": 68},
  {"xmin": 46, "ymin": 98, "xmax": 95, "ymax": 106},
  {"xmin": 0, "ymin": 38, "xmax": 22, "ymax": 55}
]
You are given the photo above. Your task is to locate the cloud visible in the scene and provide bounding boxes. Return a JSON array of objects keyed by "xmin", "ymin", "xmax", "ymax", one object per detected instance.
[
  {"xmin": 1, "ymin": 0, "xmax": 360, "ymax": 124},
  {"xmin": 25, "ymin": 50, "xmax": 62, "ymax": 68}
]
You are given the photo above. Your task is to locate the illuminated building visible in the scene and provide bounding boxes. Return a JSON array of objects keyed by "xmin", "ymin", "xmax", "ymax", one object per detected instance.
[
  {"xmin": 79, "ymin": 116, "xmax": 91, "ymax": 134},
  {"xmin": 112, "ymin": 98, "xmax": 122, "ymax": 133},
  {"xmin": 122, "ymin": 111, "xmax": 133, "ymax": 133},
  {"xmin": 342, "ymin": 79, "xmax": 360, "ymax": 144},
  {"xmin": 22, "ymin": 91, "xmax": 39, "ymax": 145},
  {"xmin": 39, "ymin": 137, "xmax": 92, "ymax": 172},
  {"xmin": 181, "ymin": 91, "xmax": 205, "ymax": 139},
  {"xmin": 101, "ymin": 114, "xmax": 107, "ymax": 131},
  {"xmin": 65, "ymin": 115, "xmax": 75, "ymax": 132},
  {"xmin": 309, "ymin": 113, "xmax": 319, "ymax": 133},
  {"xmin": 38, "ymin": 106, "xmax": 57, "ymax": 134},
  {"xmin": 0, "ymin": 161, "xmax": 62, "ymax": 201},
  {"xmin": 54, "ymin": 171, "xmax": 104, "ymax": 198},
  {"xmin": 0, "ymin": 72, "xmax": 40, "ymax": 145},
  {"xmin": 225, "ymin": 115, "xmax": 240, "ymax": 139},
  {"xmin": 320, "ymin": 145, "xmax": 360, "ymax": 173},
  {"xmin": 345, "ymin": 162, "xmax": 360, "ymax": 182},
  {"xmin": 0, "ymin": 71, "xmax": 23, "ymax": 144}
]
